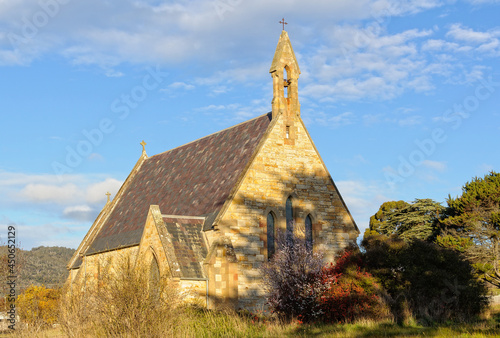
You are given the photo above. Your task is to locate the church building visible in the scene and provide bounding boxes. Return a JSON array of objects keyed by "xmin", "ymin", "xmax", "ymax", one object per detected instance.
[{"xmin": 67, "ymin": 30, "xmax": 359, "ymax": 310}]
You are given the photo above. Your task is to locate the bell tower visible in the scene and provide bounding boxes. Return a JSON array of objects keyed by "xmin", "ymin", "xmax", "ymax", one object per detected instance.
[{"xmin": 269, "ymin": 30, "xmax": 301, "ymax": 121}]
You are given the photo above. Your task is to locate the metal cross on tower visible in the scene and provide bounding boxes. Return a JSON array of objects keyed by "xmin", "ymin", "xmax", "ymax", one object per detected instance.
[{"xmin": 279, "ymin": 18, "xmax": 287, "ymax": 31}]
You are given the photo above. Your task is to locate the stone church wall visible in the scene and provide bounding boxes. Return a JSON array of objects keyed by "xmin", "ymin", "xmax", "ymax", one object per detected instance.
[
  {"xmin": 67, "ymin": 246, "xmax": 139, "ymax": 287},
  {"xmin": 216, "ymin": 114, "xmax": 358, "ymax": 310},
  {"xmin": 136, "ymin": 206, "xmax": 171, "ymax": 277}
]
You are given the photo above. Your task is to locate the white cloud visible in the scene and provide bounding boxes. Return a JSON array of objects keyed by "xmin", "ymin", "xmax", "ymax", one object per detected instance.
[
  {"xmin": 0, "ymin": 214, "xmax": 89, "ymax": 249},
  {"xmin": 466, "ymin": 0, "xmax": 500, "ymax": 3},
  {"xmin": 168, "ymin": 82, "xmax": 195, "ymax": 91},
  {"xmin": 21, "ymin": 183, "xmax": 81, "ymax": 204},
  {"xmin": 422, "ymin": 160, "xmax": 447, "ymax": 172},
  {"xmin": 304, "ymin": 111, "xmax": 356, "ymax": 128},
  {"xmin": 85, "ymin": 178, "xmax": 122, "ymax": 204},
  {"xmin": 197, "ymin": 104, "xmax": 232, "ymax": 111},
  {"xmin": 161, "ymin": 81, "xmax": 196, "ymax": 97},
  {"xmin": 328, "ymin": 112, "xmax": 355, "ymax": 128},
  {"xmin": 0, "ymin": 1, "xmax": 496, "ymax": 105},
  {"xmin": 477, "ymin": 39, "xmax": 500, "ymax": 54},
  {"xmin": 446, "ymin": 24, "xmax": 498, "ymax": 44},
  {"xmin": 0, "ymin": 171, "xmax": 122, "ymax": 213},
  {"xmin": 300, "ymin": 26, "xmax": 438, "ymax": 101},
  {"xmin": 0, "ymin": 172, "xmax": 78, "ymax": 187},
  {"xmin": 362, "ymin": 113, "xmax": 384, "ymax": 125},
  {"xmin": 188, "ymin": 99, "xmax": 270, "ymax": 126},
  {"xmin": 0, "ymin": 0, "xmax": 442, "ymax": 69},
  {"xmin": 443, "ymin": 24, "xmax": 500, "ymax": 57},
  {"xmin": 0, "ymin": 171, "xmax": 125, "ymax": 249},
  {"xmin": 63, "ymin": 205, "xmax": 95, "ymax": 222},
  {"xmin": 88, "ymin": 153, "xmax": 104, "ymax": 161},
  {"xmin": 16, "ymin": 223, "xmax": 87, "ymax": 249},
  {"xmin": 398, "ymin": 115, "xmax": 423, "ymax": 126}
]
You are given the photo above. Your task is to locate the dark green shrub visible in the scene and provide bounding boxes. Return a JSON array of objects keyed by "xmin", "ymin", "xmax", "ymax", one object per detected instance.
[{"xmin": 362, "ymin": 233, "xmax": 488, "ymax": 324}]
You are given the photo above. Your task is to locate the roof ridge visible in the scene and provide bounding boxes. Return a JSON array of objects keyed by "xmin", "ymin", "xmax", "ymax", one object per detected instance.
[
  {"xmin": 162, "ymin": 214, "xmax": 206, "ymax": 220},
  {"xmin": 148, "ymin": 112, "xmax": 271, "ymax": 159}
]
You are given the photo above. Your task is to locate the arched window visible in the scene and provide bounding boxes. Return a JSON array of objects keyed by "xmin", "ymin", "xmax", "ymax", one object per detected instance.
[
  {"xmin": 284, "ymin": 67, "xmax": 290, "ymax": 98},
  {"xmin": 267, "ymin": 212, "xmax": 276, "ymax": 259},
  {"xmin": 150, "ymin": 255, "xmax": 160, "ymax": 295},
  {"xmin": 286, "ymin": 197, "xmax": 294, "ymax": 245},
  {"xmin": 305, "ymin": 215, "xmax": 313, "ymax": 251}
]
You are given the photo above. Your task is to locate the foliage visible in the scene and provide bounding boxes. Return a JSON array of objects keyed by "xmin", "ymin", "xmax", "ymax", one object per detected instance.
[
  {"xmin": 362, "ymin": 233, "xmax": 488, "ymax": 324},
  {"xmin": 435, "ymin": 234, "xmax": 473, "ymax": 252},
  {"xmin": 21, "ymin": 246, "xmax": 76, "ymax": 288},
  {"xmin": 0, "ymin": 245, "xmax": 74, "ymax": 290},
  {"xmin": 261, "ymin": 229, "xmax": 388, "ymax": 324},
  {"xmin": 260, "ymin": 227, "xmax": 324, "ymax": 322},
  {"xmin": 319, "ymin": 248, "xmax": 389, "ymax": 323},
  {"xmin": 439, "ymin": 171, "xmax": 500, "ymax": 287},
  {"xmin": 369, "ymin": 200, "xmax": 409, "ymax": 234},
  {"xmin": 17, "ymin": 285, "xmax": 60, "ymax": 328},
  {"xmin": 20, "ymin": 308, "xmax": 500, "ymax": 338},
  {"xmin": 292, "ymin": 308, "xmax": 500, "ymax": 338},
  {"xmin": 0, "ymin": 245, "xmax": 26, "ymax": 303},
  {"xmin": 368, "ymin": 199, "xmax": 445, "ymax": 242},
  {"xmin": 59, "ymin": 254, "xmax": 182, "ymax": 337}
]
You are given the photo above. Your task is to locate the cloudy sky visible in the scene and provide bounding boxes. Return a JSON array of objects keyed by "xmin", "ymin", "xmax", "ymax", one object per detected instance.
[{"xmin": 1, "ymin": 0, "xmax": 499, "ymax": 249}]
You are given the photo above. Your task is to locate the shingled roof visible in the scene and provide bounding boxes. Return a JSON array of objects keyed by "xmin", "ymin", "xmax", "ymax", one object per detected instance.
[
  {"xmin": 84, "ymin": 113, "xmax": 272, "ymax": 256},
  {"xmin": 163, "ymin": 216, "xmax": 208, "ymax": 278}
]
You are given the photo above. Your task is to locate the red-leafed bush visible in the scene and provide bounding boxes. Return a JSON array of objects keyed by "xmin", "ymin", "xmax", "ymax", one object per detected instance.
[
  {"xmin": 261, "ymin": 228, "xmax": 388, "ymax": 324},
  {"xmin": 319, "ymin": 248, "xmax": 388, "ymax": 323}
]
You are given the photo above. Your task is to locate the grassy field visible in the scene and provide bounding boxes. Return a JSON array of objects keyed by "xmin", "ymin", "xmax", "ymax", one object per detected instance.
[{"xmin": 5, "ymin": 305, "xmax": 500, "ymax": 338}]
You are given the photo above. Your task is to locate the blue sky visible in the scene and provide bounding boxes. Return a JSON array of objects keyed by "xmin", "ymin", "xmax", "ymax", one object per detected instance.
[{"xmin": 1, "ymin": 0, "xmax": 499, "ymax": 249}]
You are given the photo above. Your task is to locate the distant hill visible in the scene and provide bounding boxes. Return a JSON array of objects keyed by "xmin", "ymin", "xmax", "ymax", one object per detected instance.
[{"xmin": 0, "ymin": 246, "xmax": 75, "ymax": 290}]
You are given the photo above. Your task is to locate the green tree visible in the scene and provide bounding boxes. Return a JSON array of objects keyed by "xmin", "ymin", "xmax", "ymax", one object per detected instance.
[
  {"xmin": 362, "ymin": 233, "xmax": 488, "ymax": 324},
  {"xmin": 368, "ymin": 199, "xmax": 445, "ymax": 242},
  {"xmin": 438, "ymin": 171, "xmax": 500, "ymax": 286}
]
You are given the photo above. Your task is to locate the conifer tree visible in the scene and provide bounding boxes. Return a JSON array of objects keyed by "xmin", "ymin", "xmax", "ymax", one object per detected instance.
[
  {"xmin": 438, "ymin": 171, "xmax": 500, "ymax": 286},
  {"xmin": 368, "ymin": 199, "xmax": 444, "ymax": 242}
]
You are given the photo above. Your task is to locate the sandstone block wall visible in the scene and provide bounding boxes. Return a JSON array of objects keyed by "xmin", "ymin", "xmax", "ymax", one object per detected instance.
[
  {"xmin": 68, "ymin": 246, "xmax": 139, "ymax": 287},
  {"xmin": 216, "ymin": 114, "xmax": 359, "ymax": 310}
]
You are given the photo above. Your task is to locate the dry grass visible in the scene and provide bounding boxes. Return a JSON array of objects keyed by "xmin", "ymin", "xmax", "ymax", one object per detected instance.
[
  {"xmin": 6, "ymin": 306, "xmax": 500, "ymax": 337},
  {"xmin": 56, "ymin": 254, "xmax": 183, "ymax": 337},
  {"xmin": 6, "ymin": 253, "xmax": 500, "ymax": 337}
]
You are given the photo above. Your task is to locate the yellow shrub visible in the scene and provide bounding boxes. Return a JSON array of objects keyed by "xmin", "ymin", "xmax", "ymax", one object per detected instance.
[{"xmin": 17, "ymin": 285, "xmax": 60, "ymax": 326}]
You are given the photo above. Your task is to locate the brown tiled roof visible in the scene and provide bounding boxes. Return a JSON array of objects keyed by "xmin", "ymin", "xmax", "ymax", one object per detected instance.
[
  {"xmin": 163, "ymin": 216, "xmax": 207, "ymax": 278},
  {"xmin": 85, "ymin": 113, "xmax": 272, "ymax": 255}
]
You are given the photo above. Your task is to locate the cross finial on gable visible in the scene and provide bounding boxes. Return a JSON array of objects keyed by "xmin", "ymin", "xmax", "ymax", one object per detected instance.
[
  {"xmin": 279, "ymin": 18, "xmax": 287, "ymax": 31},
  {"xmin": 105, "ymin": 192, "xmax": 111, "ymax": 203},
  {"xmin": 140, "ymin": 140, "xmax": 147, "ymax": 155}
]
